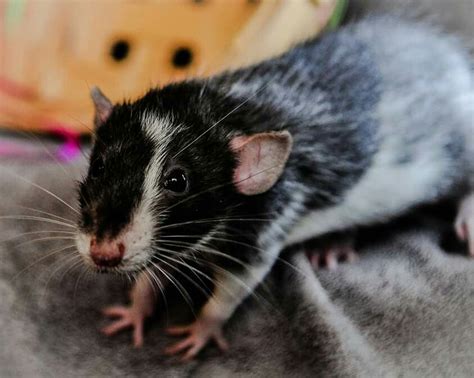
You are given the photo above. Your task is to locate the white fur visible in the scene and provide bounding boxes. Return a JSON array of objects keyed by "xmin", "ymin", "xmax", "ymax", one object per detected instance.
[{"xmin": 285, "ymin": 136, "xmax": 450, "ymax": 245}]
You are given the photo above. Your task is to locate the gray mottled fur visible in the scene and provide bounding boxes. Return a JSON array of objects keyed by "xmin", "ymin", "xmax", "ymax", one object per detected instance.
[
  {"xmin": 207, "ymin": 14, "xmax": 474, "ymax": 249},
  {"xmin": 280, "ymin": 15, "xmax": 474, "ymax": 244}
]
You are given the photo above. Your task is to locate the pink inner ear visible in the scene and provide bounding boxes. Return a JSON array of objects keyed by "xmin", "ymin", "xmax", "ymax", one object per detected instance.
[
  {"xmin": 233, "ymin": 139, "xmax": 263, "ymax": 193},
  {"xmin": 231, "ymin": 131, "xmax": 292, "ymax": 196},
  {"xmin": 91, "ymin": 87, "xmax": 113, "ymax": 124},
  {"xmin": 96, "ymin": 106, "xmax": 112, "ymax": 124},
  {"xmin": 230, "ymin": 136, "xmax": 249, "ymax": 151}
]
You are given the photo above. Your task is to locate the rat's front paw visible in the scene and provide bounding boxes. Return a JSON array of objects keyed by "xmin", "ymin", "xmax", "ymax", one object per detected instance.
[
  {"xmin": 164, "ymin": 317, "xmax": 229, "ymax": 361},
  {"xmin": 101, "ymin": 306, "xmax": 147, "ymax": 348}
]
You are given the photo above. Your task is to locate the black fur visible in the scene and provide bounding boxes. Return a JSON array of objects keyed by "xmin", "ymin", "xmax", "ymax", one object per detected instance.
[
  {"xmin": 78, "ymin": 26, "xmax": 381, "ymax": 271},
  {"xmin": 79, "ymin": 105, "xmax": 154, "ymax": 240}
]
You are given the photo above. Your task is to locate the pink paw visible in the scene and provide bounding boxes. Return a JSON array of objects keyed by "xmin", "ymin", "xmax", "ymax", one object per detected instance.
[
  {"xmin": 164, "ymin": 318, "xmax": 229, "ymax": 361},
  {"xmin": 307, "ymin": 244, "xmax": 357, "ymax": 270},
  {"xmin": 101, "ymin": 306, "xmax": 146, "ymax": 348},
  {"xmin": 455, "ymin": 218, "xmax": 474, "ymax": 257},
  {"xmin": 455, "ymin": 193, "xmax": 474, "ymax": 257}
]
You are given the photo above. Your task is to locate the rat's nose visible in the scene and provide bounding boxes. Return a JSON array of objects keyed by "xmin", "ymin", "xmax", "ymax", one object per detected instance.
[{"xmin": 90, "ymin": 238, "xmax": 125, "ymax": 268}]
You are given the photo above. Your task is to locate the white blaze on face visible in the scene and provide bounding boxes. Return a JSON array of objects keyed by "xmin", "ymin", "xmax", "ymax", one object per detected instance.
[{"xmin": 75, "ymin": 112, "xmax": 174, "ymax": 271}]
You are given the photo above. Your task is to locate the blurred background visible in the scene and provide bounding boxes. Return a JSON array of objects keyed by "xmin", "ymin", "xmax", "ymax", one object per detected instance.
[
  {"xmin": 0, "ymin": 0, "xmax": 344, "ymax": 162},
  {"xmin": 1, "ymin": 0, "xmax": 473, "ymax": 162}
]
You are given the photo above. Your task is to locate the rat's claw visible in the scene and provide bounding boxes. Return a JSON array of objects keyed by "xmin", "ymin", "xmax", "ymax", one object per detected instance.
[
  {"xmin": 165, "ymin": 318, "xmax": 228, "ymax": 360},
  {"xmin": 101, "ymin": 306, "xmax": 145, "ymax": 348}
]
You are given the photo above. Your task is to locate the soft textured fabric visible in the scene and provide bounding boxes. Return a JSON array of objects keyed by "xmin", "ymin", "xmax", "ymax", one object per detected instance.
[{"xmin": 0, "ymin": 160, "xmax": 473, "ymax": 377}]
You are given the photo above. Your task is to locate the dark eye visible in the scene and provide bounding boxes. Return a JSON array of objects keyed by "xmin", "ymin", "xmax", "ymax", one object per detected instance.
[
  {"xmin": 164, "ymin": 169, "xmax": 188, "ymax": 194},
  {"xmin": 90, "ymin": 157, "xmax": 105, "ymax": 179}
]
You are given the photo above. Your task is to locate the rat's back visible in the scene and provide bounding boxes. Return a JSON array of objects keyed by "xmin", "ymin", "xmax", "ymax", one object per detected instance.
[
  {"xmin": 219, "ymin": 16, "xmax": 474, "ymax": 187},
  {"xmin": 353, "ymin": 16, "xmax": 474, "ymax": 189},
  {"xmin": 207, "ymin": 15, "xmax": 474, "ymax": 244},
  {"xmin": 252, "ymin": 16, "xmax": 474, "ymax": 242}
]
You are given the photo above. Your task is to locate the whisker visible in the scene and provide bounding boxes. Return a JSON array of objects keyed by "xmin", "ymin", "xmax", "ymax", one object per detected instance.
[
  {"xmin": 159, "ymin": 239, "xmax": 256, "ymax": 272},
  {"xmin": 158, "ymin": 239, "xmax": 276, "ymax": 302},
  {"xmin": 160, "ymin": 165, "xmax": 283, "ymax": 215},
  {"xmin": 143, "ymin": 266, "xmax": 170, "ymax": 327},
  {"xmin": 152, "ymin": 258, "xmax": 211, "ymax": 304},
  {"xmin": 16, "ymin": 236, "xmax": 77, "ymax": 248},
  {"xmin": 18, "ymin": 129, "xmax": 76, "ymax": 179},
  {"xmin": 159, "ymin": 238, "xmax": 301, "ymax": 301},
  {"xmin": 4, "ymin": 170, "xmax": 79, "ymax": 215},
  {"xmin": 41, "ymin": 253, "xmax": 82, "ymax": 301},
  {"xmin": 153, "ymin": 252, "xmax": 213, "ymax": 299},
  {"xmin": 149, "ymin": 261, "xmax": 196, "ymax": 318},
  {"xmin": 73, "ymin": 265, "xmax": 89, "ymax": 308},
  {"xmin": 174, "ymin": 255, "xmax": 212, "ymax": 294},
  {"xmin": 0, "ymin": 215, "xmax": 77, "ymax": 229},
  {"xmin": 11, "ymin": 244, "xmax": 77, "ymax": 283},
  {"xmin": 143, "ymin": 268, "xmax": 158, "ymax": 298},
  {"xmin": 157, "ymin": 249, "xmax": 239, "ymax": 301},
  {"xmin": 176, "ymin": 251, "xmax": 278, "ymax": 315},
  {"xmin": 158, "ymin": 227, "xmax": 255, "ymax": 241},
  {"xmin": 58, "ymin": 254, "xmax": 83, "ymax": 282},
  {"xmin": 162, "ymin": 235, "xmax": 310, "ymax": 280},
  {"xmin": 161, "ymin": 234, "xmax": 261, "ymax": 253},
  {"xmin": 16, "ymin": 205, "xmax": 76, "ymax": 225},
  {"xmin": 0, "ymin": 230, "xmax": 76, "ymax": 244},
  {"xmin": 172, "ymin": 80, "xmax": 271, "ymax": 159},
  {"xmin": 158, "ymin": 217, "xmax": 271, "ymax": 231}
]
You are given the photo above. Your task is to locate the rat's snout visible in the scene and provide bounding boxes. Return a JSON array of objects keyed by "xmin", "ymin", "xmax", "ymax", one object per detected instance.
[{"xmin": 90, "ymin": 237, "xmax": 125, "ymax": 268}]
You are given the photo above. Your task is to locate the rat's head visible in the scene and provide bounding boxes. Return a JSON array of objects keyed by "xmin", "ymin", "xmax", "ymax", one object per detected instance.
[{"xmin": 76, "ymin": 85, "xmax": 292, "ymax": 273}]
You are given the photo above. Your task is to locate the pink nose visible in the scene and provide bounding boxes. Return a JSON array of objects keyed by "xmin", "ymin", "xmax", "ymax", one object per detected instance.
[{"xmin": 90, "ymin": 238, "xmax": 125, "ymax": 268}]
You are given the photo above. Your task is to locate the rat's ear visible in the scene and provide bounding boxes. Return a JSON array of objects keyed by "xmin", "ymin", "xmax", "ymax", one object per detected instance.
[
  {"xmin": 230, "ymin": 131, "xmax": 293, "ymax": 196},
  {"xmin": 90, "ymin": 86, "xmax": 113, "ymax": 126}
]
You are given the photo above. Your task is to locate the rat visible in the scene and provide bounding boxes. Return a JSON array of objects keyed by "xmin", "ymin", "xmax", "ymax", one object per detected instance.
[{"xmin": 75, "ymin": 16, "xmax": 474, "ymax": 360}]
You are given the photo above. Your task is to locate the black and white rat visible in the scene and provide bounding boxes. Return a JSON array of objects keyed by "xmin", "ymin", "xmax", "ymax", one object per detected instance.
[{"xmin": 76, "ymin": 16, "xmax": 474, "ymax": 359}]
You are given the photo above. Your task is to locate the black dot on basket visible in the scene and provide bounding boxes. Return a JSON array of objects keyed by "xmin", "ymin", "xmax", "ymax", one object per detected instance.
[
  {"xmin": 172, "ymin": 47, "xmax": 194, "ymax": 69},
  {"xmin": 110, "ymin": 40, "xmax": 130, "ymax": 62}
]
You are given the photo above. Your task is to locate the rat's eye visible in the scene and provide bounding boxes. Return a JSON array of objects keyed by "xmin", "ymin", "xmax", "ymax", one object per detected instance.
[
  {"xmin": 164, "ymin": 169, "xmax": 188, "ymax": 194},
  {"xmin": 90, "ymin": 157, "xmax": 105, "ymax": 179}
]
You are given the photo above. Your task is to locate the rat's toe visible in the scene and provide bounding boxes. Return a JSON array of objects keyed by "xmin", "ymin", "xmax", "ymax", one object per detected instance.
[
  {"xmin": 101, "ymin": 305, "xmax": 147, "ymax": 346},
  {"xmin": 455, "ymin": 193, "xmax": 474, "ymax": 256},
  {"xmin": 164, "ymin": 337, "xmax": 194, "ymax": 355},
  {"xmin": 307, "ymin": 244, "xmax": 358, "ymax": 270},
  {"xmin": 101, "ymin": 318, "xmax": 132, "ymax": 336},
  {"xmin": 182, "ymin": 341, "xmax": 206, "ymax": 361},
  {"xmin": 133, "ymin": 320, "xmax": 144, "ymax": 348},
  {"xmin": 213, "ymin": 332, "xmax": 229, "ymax": 351}
]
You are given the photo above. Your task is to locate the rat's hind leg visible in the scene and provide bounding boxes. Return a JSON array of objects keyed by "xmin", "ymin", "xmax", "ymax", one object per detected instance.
[
  {"xmin": 304, "ymin": 232, "xmax": 358, "ymax": 270},
  {"xmin": 454, "ymin": 192, "xmax": 474, "ymax": 257}
]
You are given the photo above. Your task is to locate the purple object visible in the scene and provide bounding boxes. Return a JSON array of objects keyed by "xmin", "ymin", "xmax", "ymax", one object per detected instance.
[{"xmin": 0, "ymin": 126, "xmax": 82, "ymax": 162}]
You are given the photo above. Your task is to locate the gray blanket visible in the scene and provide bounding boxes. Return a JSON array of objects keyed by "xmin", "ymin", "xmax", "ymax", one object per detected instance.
[{"xmin": 1, "ymin": 1, "xmax": 474, "ymax": 376}]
